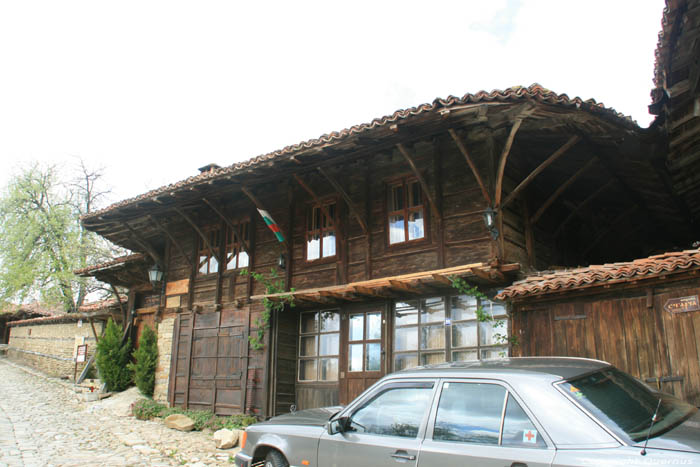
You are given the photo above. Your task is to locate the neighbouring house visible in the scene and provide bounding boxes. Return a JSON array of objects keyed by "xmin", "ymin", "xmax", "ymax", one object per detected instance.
[{"xmin": 0, "ymin": 303, "xmax": 58, "ymax": 345}]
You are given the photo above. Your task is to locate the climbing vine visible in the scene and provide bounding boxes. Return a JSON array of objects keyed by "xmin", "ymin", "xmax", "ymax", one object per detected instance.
[
  {"xmin": 239, "ymin": 268, "xmax": 295, "ymax": 350},
  {"xmin": 448, "ymin": 275, "xmax": 518, "ymax": 352}
]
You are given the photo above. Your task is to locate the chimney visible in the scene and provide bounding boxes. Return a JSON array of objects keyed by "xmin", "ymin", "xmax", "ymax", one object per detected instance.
[{"xmin": 198, "ymin": 163, "xmax": 221, "ymax": 174}]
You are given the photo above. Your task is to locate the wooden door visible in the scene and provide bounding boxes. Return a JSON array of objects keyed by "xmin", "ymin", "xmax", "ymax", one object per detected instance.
[{"xmin": 340, "ymin": 304, "xmax": 387, "ymax": 404}]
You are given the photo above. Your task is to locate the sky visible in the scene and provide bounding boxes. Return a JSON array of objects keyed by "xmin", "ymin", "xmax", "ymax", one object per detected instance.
[{"xmin": 0, "ymin": 0, "xmax": 667, "ymax": 207}]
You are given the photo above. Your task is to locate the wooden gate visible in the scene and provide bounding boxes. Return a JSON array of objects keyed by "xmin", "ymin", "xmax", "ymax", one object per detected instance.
[{"xmin": 169, "ymin": 310, "xmax": 250, "ymax": 415}]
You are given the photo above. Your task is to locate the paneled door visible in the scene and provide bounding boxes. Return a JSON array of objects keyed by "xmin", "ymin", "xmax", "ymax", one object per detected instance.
[{"xmin": 340, "ymin": 304, "xmax": 387, "ymax": 404}]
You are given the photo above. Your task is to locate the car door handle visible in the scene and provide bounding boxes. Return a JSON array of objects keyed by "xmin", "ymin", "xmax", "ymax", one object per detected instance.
[
  {"xmin": 510, "ymin": 463, "xmax": 527, "ymax": 467},
  {"xmin": 391, "ymin": 450, "xmax": 416, "ymax": 461}
]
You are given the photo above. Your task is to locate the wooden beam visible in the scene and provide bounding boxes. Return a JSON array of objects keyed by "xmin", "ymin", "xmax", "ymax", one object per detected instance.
[
  {"xmin": 495, "ymin": 118, "xmax": 524, "ymax": 208},
  {"xmin": 502, "ymin": 135, "xmax": 581, "ymax": 209},
  {"xmin": 109, "ymin": 283, "xmax": 126, "ymax": 327},
  {"xmin": 173, "ymin": 207, "xmax": 221, "ymax": 263},
  {"xmin": 123, "ymin": 222, "xmax": 163, "ymax": 267},
  {"xmin": 388, "ymin": 280, "xmax": 422, "ymax": 295},
  {"xmin": 148, "ymin": 215, "xmax": 194, "ymax": 268},
  {"xmin": 317, "ymin": 167, "xmax": 368, "ymax": 234},
  {"xmin": 530, "ymin": 155, "xmax": 597, "ymax": 224},
  {"xmin": 582, "ymin": 206, "xmax": 640, "ymax": 256},
  {"xmin": 202, "ymin": 198, "xmax": 250, "ymax": 253},
  {"xmin": 240, "ymin": 186, "xmax": 289, "ymax": 249},
  {"xmin": 396, "ymin": 143, "xmax": 441, "ymax": 217},
  {"xmin": 471, "ymin": 267, "xmax": 504, "ymax": 283},
  {"xmin": 431, "ymin": 273, "xmax": 453, "ymax": 286},
  {"xmin": 292, "ymin": 174, "xmax": 335, "ymax": 228},
  {"xmin": 448, "ymin": 129, "xmax": 492, "ymax": 205},
  {"xmin": 554, "ymin": 180, "xmax": 615, "ymax": 237}
]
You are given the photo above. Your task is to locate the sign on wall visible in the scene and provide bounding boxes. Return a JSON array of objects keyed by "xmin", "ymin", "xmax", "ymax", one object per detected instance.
[
  {"xmin": 664, "ymin": 295, "xmax": 700, "ymax": 314},
  {"xmin": 76, "ymin": 344, "xmax": 88, "ymax": 363}
]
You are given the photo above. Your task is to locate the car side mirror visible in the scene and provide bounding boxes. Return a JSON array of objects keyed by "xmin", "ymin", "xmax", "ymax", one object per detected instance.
[{"xmin": 328, "ymin": 416, "xmax": 349, "ymax": 435}]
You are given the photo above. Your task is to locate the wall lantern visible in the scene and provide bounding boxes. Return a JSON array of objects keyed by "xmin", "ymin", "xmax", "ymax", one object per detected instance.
[
  {"xmin": 483, "ymin": 207, "xmax": 499, "ymax": 240},
  {"xmin": 278, "ymin": 253, "xmax": 286, "ymax": 270},
  {"xmin": 148, "ymin": 263, "xmax": 164, "ymax": 289}
]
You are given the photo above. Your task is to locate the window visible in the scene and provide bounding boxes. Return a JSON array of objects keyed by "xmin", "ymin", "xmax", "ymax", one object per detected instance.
[
  {"xmin": 307, "ymin": 202, "xmax": 337, "ymax": 261},
  {"xmin": 197, "ymin": 227, "xmax": 221, "ymax": 276},
  {"xmin": 298, "ymin": 310, "xmax": 340, "ymax": 382},
  {"xmin": 393, "ymin": 296, "xmax": 509, "ymax": 372},
  {"xmin": 348, "ymin": 312, "xmax": 382, "ymax": 373},
  {"xmin": 225, "ymin": 220, "xmax": 249, "ymax": 270},
  {"xmin": 388, "ymin": 179, "xmax": 424, "ymax": 244},
  {"xmin": 349, "ymin": 382, "xmax": 434, "ymax": 438}
]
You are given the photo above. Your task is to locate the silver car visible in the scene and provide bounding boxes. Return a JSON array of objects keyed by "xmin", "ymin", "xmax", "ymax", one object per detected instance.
[{"xmin": 235, "ymin": 357, "xmax": 700, "ymax": 467}]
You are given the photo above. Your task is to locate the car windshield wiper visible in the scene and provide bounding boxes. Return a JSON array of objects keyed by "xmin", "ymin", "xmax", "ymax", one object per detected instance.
[{"xmin": 640, "ymin": 399, "xmax": 662, "ymax": 456}]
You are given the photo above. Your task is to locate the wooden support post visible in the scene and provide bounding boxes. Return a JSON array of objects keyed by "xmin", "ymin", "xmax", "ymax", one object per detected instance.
[
  {"xmin": 202, "ymin": 198, "xmax": 250, "ymax": 253},
  {"xmin": 530, "ymin": 156, "xmax": 596, "ymax": 224},
  {"xmin": 109, "ymin": 283, "xmax": 126, "ymax": 325},
  {"xmin": 148, "ymin": 215, "xmax": 193, "ymax": 268},
  {"xmin": 502, "ymin": 135, "xmax": 581, "ymax": 209},
  {"xmin": 522, "ymin": 195, "xmax": 536, "ymax": 269},
  {"xmin": 318, "ymin": 166, "xmax": 368, "ymax": 234},
  {"xmin": 448, "ymin": 129, "xmax": 492, "ymax": 206},
  {"xmin": 396, "ymin": 143, "xmax": 441, "ymax": 218},
  {"xmin": 582, "ymin": 206, "xmax": 640, "ymax": 256},
  {"xmin": 494, "ymin": 118, "xmax": 524, "ymax": 208},
  {"xmin": 292, "ymin": 174, "xmax": 335, "ymax": 225},
  {"xmin": 173, "ymin": 207, "xmax": 222, "ymax": 263},
  {"xmin": 554, "ymin": 180, "xmax": 614, "ymax": 237},
  {"xmin": 123, "ymin": 222, "xmax": 164, "ymax": 267}
]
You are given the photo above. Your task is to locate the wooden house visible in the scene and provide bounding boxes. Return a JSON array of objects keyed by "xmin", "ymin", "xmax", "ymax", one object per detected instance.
[{"xmin": 78, "ymin": 81, "xmax": 696, "ymax": 417}]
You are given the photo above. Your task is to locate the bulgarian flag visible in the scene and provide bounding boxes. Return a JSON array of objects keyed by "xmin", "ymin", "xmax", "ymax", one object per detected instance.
[{"xmin": 257, "ymin": 209, "xmax": 285, "ymax": 243}]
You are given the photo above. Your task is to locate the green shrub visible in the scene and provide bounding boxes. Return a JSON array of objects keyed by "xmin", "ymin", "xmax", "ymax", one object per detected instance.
[
  {"xmin": 130, "ymin": 399, "xmax": 258, "ymax": 430},
  {"xmin": 96, "ymin": 318, "xmax": 133, "ymax": 392},
  {"xmin": 127, "ymin": 325, "xmax": 158, "ymax": 397}
]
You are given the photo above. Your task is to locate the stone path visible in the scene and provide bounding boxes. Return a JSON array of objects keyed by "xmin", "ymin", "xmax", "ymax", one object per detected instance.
[{"xmin": 0, "ymin": 358, "xmax": 240, "ymax": 466}]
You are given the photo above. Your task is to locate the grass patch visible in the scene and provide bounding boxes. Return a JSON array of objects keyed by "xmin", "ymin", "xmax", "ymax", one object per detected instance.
[{"xmin": 132, "ymin": 399, "xmax": 257, "ymax": 431}]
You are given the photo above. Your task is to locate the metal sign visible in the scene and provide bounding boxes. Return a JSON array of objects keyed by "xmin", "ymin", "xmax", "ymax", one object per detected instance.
[
  {"xmin": 664, "ymin": 295, "xmax": 700, "ymax": 314},
  {"xmin": 76, "ymin": 344, "xmax": 88, "ymax": 363}
]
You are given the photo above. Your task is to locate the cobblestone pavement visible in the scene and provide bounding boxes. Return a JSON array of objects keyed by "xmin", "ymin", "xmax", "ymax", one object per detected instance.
[{"xmin": 0, "ymin": 358, "xmax": 239, "ymax": 466}]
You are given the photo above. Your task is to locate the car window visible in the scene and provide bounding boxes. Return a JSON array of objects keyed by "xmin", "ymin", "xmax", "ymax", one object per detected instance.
[
  {"xmin": 349, "ymin": 384, "xmax": 433, "ymax": 438},
  {"xmin": 433, "ymin": 382, "xmax": 506, "ymax": 445},
  {"xmin": 501, "ymin": 393, "xmax": 546, "ymax": 448}
]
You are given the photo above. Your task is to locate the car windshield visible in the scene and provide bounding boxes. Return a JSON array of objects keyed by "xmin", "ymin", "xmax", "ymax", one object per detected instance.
[{"xmin": 559, "ymin": 368, "xmax": 697, "ymax": 442}]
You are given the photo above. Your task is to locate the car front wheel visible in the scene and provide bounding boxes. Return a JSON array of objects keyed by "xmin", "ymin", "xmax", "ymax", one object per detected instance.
[{"xmin": 264, "ymin": 450, "xmax": 289, "ymax": 467}]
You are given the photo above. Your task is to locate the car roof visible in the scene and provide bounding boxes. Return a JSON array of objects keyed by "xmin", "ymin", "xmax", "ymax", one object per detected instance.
[{"xmin": 390, "ymin": 357, "xmax": 610, "ymax": 381}]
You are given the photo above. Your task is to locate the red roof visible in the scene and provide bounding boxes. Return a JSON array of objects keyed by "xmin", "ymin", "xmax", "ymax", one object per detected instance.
[
  {"xmin": 82, "ymin": 84, "xmax": 636, "ymax": 220},
  {"xmin": 73, "ymin": 253, "xmax": 147, "ymax": 275},
  {"xmin": 497, "ymin": 249, "xmax": 700, "ymax": 300},
  {"xmin": 8, "ymin": 300, "xmax": 118, "ymax": 326}
]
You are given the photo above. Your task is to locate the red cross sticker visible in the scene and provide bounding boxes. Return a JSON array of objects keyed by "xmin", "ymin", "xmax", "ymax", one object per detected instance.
[{"xmin": 523, "ymin": 429, "xmax": 537, "ymax": 443}]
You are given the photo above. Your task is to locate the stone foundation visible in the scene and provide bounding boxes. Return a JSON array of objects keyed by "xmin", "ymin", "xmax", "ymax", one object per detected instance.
[{"xmin": 153, "ymin": 316, "xmax": 175, "ymax": 403}]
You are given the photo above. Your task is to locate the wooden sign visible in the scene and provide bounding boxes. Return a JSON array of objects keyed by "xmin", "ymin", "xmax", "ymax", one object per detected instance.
[
  {"xmin": 76, "ymin": 344, "xmax": 88, "ymax": 363},
  {"xmin": 166, "ymin": 279, "xmax": 189, "ymax": 296},
  {"xmin": 664, "ymin": 295, "xmax": 700, "ymax": 314}
]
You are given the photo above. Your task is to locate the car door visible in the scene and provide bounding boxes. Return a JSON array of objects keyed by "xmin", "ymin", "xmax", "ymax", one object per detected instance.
[
  {"xmin": 418, "ymin": 380, "xmax": 555, "ymax": 467},
  {"xmin": 318, "ymin": 380, "xmax": 436, "ymax": 467}
]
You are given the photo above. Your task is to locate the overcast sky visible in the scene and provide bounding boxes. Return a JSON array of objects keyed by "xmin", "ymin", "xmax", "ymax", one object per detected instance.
[{"xmin": 0, "ymin": 0, "xmax": 666, "ymax": 206}]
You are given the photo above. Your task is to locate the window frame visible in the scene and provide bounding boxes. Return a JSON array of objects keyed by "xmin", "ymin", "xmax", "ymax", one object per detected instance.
[
  {"xmin": 385, "ymin": 176, "xmax": 428, "ymax": 247},
  {"xmin": 196, "ymin": 226, "xmax": 222, "ymax": 277},
  {"xmin": 224, "ymin": 218, "xmax": 250, "ymax": 272},
  {"xmin": 298, "ymin": 309, "xmax": 341, "ymax": 383},
  {"xmin": 305, "ymin": 200, "xmax": 339, "ymax": 263}
]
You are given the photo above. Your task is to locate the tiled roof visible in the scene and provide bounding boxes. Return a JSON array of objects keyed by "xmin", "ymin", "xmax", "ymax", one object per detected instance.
[
  {"xmin": 8, "ymin": 300, "xmax": 118, "ymax": 326},
  {"xmin": 82, "ymin": 84, "xmax": 636, "ymax": 220},
  {"xmin": 0, "ymin": 302, "xmax": 61, "ymax": 318},
  {"xmin": 73, "ymin": 253, "xmax": 147, "ymax": 275},
  {"xmin": 497, "ymin": 249, "xmax": 700, "ymax": 300}
]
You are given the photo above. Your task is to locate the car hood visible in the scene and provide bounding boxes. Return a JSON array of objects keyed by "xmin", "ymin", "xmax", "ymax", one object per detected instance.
[
  {"xmin": 259, "ymin": 406, "xmax": 344, "ymax": 427},
  {"xmin": 635, "ymin": 410, "xmax": 700, "ymax": 454}
]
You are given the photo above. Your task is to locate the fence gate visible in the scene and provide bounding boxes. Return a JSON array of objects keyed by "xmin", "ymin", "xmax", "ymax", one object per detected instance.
[{"xmin": 169, "ymin": 310, "xmax": 249, "ymax": 415}]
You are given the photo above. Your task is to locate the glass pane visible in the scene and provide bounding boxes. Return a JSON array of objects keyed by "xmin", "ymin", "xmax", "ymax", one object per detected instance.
[
  {"xmin": 421, "ymin": 352, "xmax": 445, "ymax": 366},
  {"xmin": 349, "ymin": 314, "xmax": 364, "ymax": 341},
  {"xmin": 409, "ymin": 181, "xmax": 421, "ymax": 207},
  {"xmin": 349, "ymin": 344, "xmax": 364, "ymax": 372},
  {"xmin": 367, "ymin": 312, "xmax": 381, "ymax": 340},
  {"xmin": 390, "ymin": 185, "xmax": 404, "ymax": 211},
  {"xmin": 420, "ymin": 325, "xmax": 445, "ymax": 350},
  {"xmin": 452, "ymin": 350, "xmax": 478, "ymax": 362},
  {"xmin": 480, "ymin": 347, "xmax": 508, "ymax": 360},
  {"xmin": 366, "ymin": 343, "xmax": 381, "ymax": 371},
  {"xmin": 394, "ymin": 326, "xmax": 418, "ymax": 351},
  {"xmin": 238, "ymin": 250, "xmax": 249, "ymax": 268},
  {"xmin": 226, "ymin": 248, "xmax": 237, "ymax": 270},
  {"xmin": 451, "ymin": 295, "xmax": 477, "ymax": 321},
  {"xmin": 322, "ymin": 231, "xmax": 336, "ymax": 257},
  {"xmin": 395, "ymin": 301, "xmax": 418, "ymax": 326},
  {"xmin": 307, "ymin": 234, "xmax": 320, "ymax": 260},
  {"xmin": 198, "ymin": 256, "xmax": 209, "ymax": 274},
  {"xmin": 421, "ymin": 297, "xmax": 445, "ymax": 323},
  {"xmin": 319, "ymin": 333, "xmax": 339, "ymax": 356},
  {"xmin": 319, "ymin": 311, "xmax": 339, "ymax": 332},
  {"xmin": 502, "ymin": 395, "xmax": 547, "ymax": 448},
  {"xmin": 433, "ymin": 383, "xmax": 506, "ymax": 445},
  {"xmin": 452, "ymin": 322, "xmax": 478, "ymax": 348},
  {"xmin": 209, "ymin": 256, "xmax": 219, "ymax": 274},
  {"xmin": 408, "ymin": 210, "xmax": 424, "ymax": 240},
  {"xmin": 314, "ymin": 207, "xmax": 321, "ymax": 230},
  {"xmin": 299, "ymin": 359, "xmax": 317, "ymax": 381},
  {"xmin": 394, "ymin": 353, "xmax": 418, "ymax": 371},
  {"xmin": 300, "ymin": 336, "xmax": 317, "ymax": 357},
  {"xmin": 300, "ymin": 313, "xmax": 318, "ymax": 334},
  {"xmin": 389, "ymin": 215, "xmax": 405, "ymax": 244},
  {"xmin": 319, "ymin": 358, "xmax": 339, "ymax": 381},
  {"xmin": 350, "ymin": 386, "xmax": 433, "ymax": 438},
  {"xmin": 480, "ymin": 319, "xmax": 507, "ymax": 346}
]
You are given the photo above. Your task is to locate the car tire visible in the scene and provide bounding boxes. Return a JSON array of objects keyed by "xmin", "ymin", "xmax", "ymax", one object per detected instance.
[{"xmin": 264, "ymin": 450, "xmax": 289, "ymax": 467}]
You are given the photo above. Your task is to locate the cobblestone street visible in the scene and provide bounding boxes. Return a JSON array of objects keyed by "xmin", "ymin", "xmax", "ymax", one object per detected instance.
[{"xmin": 0, "ymin": 358, "xmax": 238, "ymax": 466}]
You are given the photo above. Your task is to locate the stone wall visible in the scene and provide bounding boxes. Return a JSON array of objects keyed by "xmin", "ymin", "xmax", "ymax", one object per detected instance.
[
  {"xmin": 153, "ymin": 315, "xmax": 175, "ymax": 403},
  {"xmin": 7, "ymin": 320, "xmax": 104, "ymax": 378}
]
